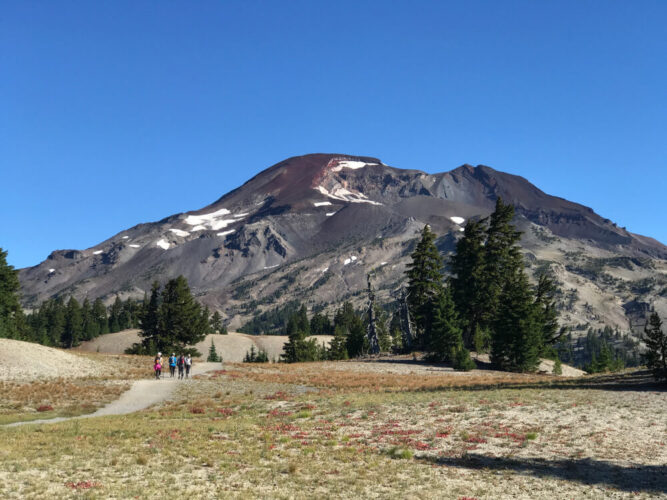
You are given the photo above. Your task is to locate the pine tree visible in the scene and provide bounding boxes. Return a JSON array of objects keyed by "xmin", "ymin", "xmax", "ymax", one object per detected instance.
[
  {"xmin": 534, "ymin": 273, "xmax": 564, "ymax": 351},
  {"xmin": 346, "ymin": 314, "xmax": 367, "ymax": 358},
  {"xmin": 158, "ymin": 276, "xmax": 208, "ymax": 354},
  {"xmin": 449, "ymin": 219, "xmax": 487, "ymax": 348},
  {"xmin": 92, "ymin": 298, "xmax": 109, "ymax": 335},
  {"xmin": 137, "ymin": 282, "xmax": 162, "ymax": 352},
  {"xmin": 108, "ymin": 296, "xmax": 122, "ymax": 333},
  {"xmin": 491, "ymin": 271, "xmax": 541, "ymax": 372},
  {"xmin": 328, "ymin": 325, "xmax": 349, "ymax": 360},
  {"xmin": 81, "ymin": 298, "xmax": 99, "ymax": 340},
  {"xmin": 405, "ymin": 225, "xmax": 444, "ymax": 348},
  {"xmin": 62, "ymin": 297, "xmax": 83, "ymax": 348},
  {"xmin": 0, "ymin": 248, "xmax": 24, "ymax": 339},
  {"xmin": 428, "ymin": 287, "xmax": 463, "ymax": 362},
  {"xmin": 210, "ymin": 311, "xmax": 225, "ymax": 334},
  {"xmin": 388, "ymin": 310, "xmax": 403, "ymax": 352},
  {"xmin": 310, "ymin": 312, "xmax": 331, "ymax": 335},
  {"xmin": 481, "ymin": 198, "xmax": 522, "ymax": 329},
  {"xmin": 643, "ymin": 312, "xmax": 666, "ymax": 382},
  {"xmin": 207, "ymin": 340, "xmax": 221, "ymax": 362}
]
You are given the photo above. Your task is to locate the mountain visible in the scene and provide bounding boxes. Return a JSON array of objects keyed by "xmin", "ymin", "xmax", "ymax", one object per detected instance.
[{"xmin": 18, "ymin": 154, "xmax": 667, "ymax": 334}]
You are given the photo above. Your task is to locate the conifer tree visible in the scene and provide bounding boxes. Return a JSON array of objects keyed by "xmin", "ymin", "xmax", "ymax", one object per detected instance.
[
  {"xmin": 491, "ymin": 271, "xmax": 541, "ymax": 372},
  {"xmin": 108, "ymin": 296, "xmax": 122, "ymax": 333},
  {"xmin": 62, "ymin": 297, "xmax": 83, "ymax": 348},
  {"xmin": 481, "ymin": 198, "xmax": 522, "ymax": 328},
  {"xmin": 158, "ymin": 276, "xmax": 207, "ymax": 353},
  {"xmin": 0, "ymin": 248, "xmax": 24, "ymax": 339},
  {"xmin": 92, "ymin": 298, "xmax": 109, "ymax": 335},
  {"xmin": 310, "ymin": 312, "xmax": 331, "ymax": 335},
  {"xmin": 207, "ymin": 340, "xmax": 221, "ymax": 362},
  {"xmin": 449, "ymin": 220, "xmax": 487, "ymax": 348},
  {"xmin": 428, "ymin": 287, "xmax": 463, "ymax": 362},
  {"xmin": 328, "ymin": 324, "xmax": 349, "ymax": 360},
  {"xmin": 81, "ymin": 298, "xmax": 98, "ymax": 340},
  {"xmin": 388, "ymin": 310, "xmax": 403, "ymax": 352},
  {"xmin": 405, "ymin": 225, "xmax": 444, "ymax": 348},
  {"xmin": 210, "ymin": 311, "xmax": 224, "ymax": 334},
  {"xmin": 643, "ymin": 312, "xmax": 666, "ymax": 382},
  {"xmin": 138, "ymin": 281, "xmax": 161, "ymax": 352}
]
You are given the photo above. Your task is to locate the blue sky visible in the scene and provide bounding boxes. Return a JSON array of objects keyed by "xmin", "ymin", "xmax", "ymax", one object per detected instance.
[{"xmin": 2, "ymin": 1, "xmax": 666, "ymax": 269}]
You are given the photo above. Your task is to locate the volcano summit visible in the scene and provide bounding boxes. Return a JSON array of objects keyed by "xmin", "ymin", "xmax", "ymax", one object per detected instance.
[{"xmin": 19, "ymin": 154, "xmax": 667, "ymax": 333}]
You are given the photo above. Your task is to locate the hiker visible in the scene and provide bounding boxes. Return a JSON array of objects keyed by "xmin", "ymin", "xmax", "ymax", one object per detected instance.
[
  {"xmin": 169, "ymin": 353, "xmax": 177, "ymax": 378},
  {"xmin": 185, "ymin": 354, "xmax": 192, "ymax": 378},
  {"xmin": 177, "ymin": 354, "xmax": 185, "ymax": 379},
  {"xmin": 154, "ymin": 352, "xmax": 163, "ymax": 380}
]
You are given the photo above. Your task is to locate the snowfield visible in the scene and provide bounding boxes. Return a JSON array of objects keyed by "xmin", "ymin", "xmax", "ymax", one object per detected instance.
[{"xmin": 156, "ymin": 239, "xmax": 170, "ymax": 250}]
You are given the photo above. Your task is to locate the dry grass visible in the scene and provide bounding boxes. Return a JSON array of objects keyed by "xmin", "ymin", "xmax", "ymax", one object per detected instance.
[
  {"xmin": 223, "ymin": 361, "xmax": 557, "ymax": 391},
  {"xmin": 0, "ymin": 360, "xmax": 665, "ymax": 499}
]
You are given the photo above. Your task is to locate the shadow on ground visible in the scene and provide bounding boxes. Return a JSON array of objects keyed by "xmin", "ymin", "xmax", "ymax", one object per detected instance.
[
  {"xmin": 416, "ymin": 453, "xmax": 667, "ymax": 494},
  {"xmin": 416, "ymin": 370, "xmax": 667, "ymax": 393}
]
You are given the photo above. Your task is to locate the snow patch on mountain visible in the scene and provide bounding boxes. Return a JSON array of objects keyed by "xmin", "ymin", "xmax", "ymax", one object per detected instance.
[
  {"xmin": 48, "ymin": 268, "xmax": 55, "ymax": 273},
  {"xmin": 326, "ymin": 212, "xmax": 337, "ymax": 217},
  {"xmin": 169, "ymin": 228, "xmax": 190, "ymax": 237},
  {"xmin": 93, "ymin": 250, "xmax": 103, "ymax": 255},
  {"xmin": 315, "ymin": 185, "xmax": 382, "ymax": 206},
  {"xmin": 129, "ymin": 244, "xmax": 140, "ymax": 248},
  {"xmin": 122, "ymin": 236, "xmax": 129, "ymax": 239},
  {"xmin": 217, "ymin": 230, "xmax": 235, "ymax": 237},
  {"xmin": 450, "ymin": 216, "xmax": 465, "ymax": 225},
  {"xmin": 263, "ymin": 264, "xmax": 279, "ymax": 270},
  {"xmin": 343, "ymin": 256, "xmax": 358, "ymax": 266},
  {"xmin": 314, "ymin": 201, "xmax": 333, "ymax": 207},
  {"xmin": 331, "ymin": 160, "xmax": 379, "ymax": 172},
  {"xmin": 184, "ymin": 208, "xmax": 248, "ymax": 231},
  {"xmin": 156, "ymin": 239, "xmax": 170, "ymax": 250}
]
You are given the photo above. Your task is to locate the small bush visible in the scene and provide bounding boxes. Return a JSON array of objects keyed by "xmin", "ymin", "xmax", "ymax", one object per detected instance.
[
  {"xmin": 525, "ymin": 432, "xmax": 538, "ymax": 440},
  {"xmin": 553, "ymin": 358, "xmax": 562, "ymax": 375},
  {"xmin": 388, "ymin": 446, "xmax": 413, "ymax": 459},
  {"xmin": 453, "ymin": 347, "xmax": 476, "ymax": 371}
]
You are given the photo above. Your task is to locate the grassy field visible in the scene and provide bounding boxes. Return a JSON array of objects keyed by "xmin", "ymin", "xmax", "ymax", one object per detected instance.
[{"xmin": 0, "ymin": 360, "xmax": 665, "ymax": 499}]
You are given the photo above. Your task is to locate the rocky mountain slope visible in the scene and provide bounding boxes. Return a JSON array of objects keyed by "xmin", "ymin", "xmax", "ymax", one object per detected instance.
[{"xmin": 19, "ymin": 154, "xmax": 667, "ymax": 334}]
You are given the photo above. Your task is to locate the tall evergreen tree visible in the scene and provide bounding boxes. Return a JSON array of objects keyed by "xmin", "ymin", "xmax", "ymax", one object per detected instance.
[
  {"xmin": 210, "ymin": 310, "xmax": 225, "ymax": 334},
  {"xmin": 108, "ymin": 296, "xmax": 122, "ymax": 333},
  {"xmin": 0, "ymin": 248, "xmax": 24, "ymax": 339},
  {"xmin": 62, "ymin": 297, "xmax": 83, "ymax": 348},
  {"xmin": 481, "ymin": 198, "xmax": 522, "ymax": 329},
  {"xmin": 158, "ymin": 276, "xmax": 207, "ymax": 353},
  {"xmin": 138, "ymin": 281, "xmax": 162, "ymax": 352},
  {"xmin": 328, "ymin": 324, "xmax": 349, "ymax": 360},
  {"xmin": 449, "ymin": 219, "xmax": 487, "ymax": 348},
  {"xmin": 643, "ymin": 312, "xmax": 666, "ymax": 382},
  {"xmin": 491, "ymin": 271, "xmax": 541, "ymax": 372},
  {"xmin": 92, "ymin": 298, "xmax": 109, "ymax": 334},
  {"xmin": 81, "ymin": 298, "xmax": 99, "ymax": 340},
  {"xmin": 534, "ymin": 273, "xmax": 565, "ymax": 351},
  {"xmin": 428, "ymin": 287, "xmax": 463, "ymax": 362},
  {"xmin": 405, "ymin": 225, "xmax": 444, "ymax": 348}
]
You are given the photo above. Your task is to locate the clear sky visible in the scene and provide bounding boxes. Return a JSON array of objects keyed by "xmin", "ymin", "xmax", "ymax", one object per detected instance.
[{"xmin": 2, "ymin": 1, "xmax": 666, "ymax": 269}]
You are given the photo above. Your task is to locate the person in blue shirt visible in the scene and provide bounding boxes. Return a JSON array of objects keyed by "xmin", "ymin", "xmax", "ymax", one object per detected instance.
[{"xmin": 168, "ymin": 353, "xmax": 177, "ymax": 378}]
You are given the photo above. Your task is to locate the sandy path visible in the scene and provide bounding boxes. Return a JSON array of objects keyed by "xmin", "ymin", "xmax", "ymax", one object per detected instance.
[{"xmin": 6, "ymin": 362, "xmax": 221, "ymax": 427}]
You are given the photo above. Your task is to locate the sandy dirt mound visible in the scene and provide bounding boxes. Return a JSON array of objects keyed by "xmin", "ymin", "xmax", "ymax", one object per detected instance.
[
  {"xmin": 0, "ymin": 338, "xmax": 104, "ymax": 381},
  {"xmin": 78, "ymin": 330, "xmax": 332, "ymax": 362},
  {"xmin": 474, "ymin": 353, "xmax": 585, "ymax": 377},
  {"xmin": 76, "ymin": 329, "xmax": 141, "ymax": 354}
]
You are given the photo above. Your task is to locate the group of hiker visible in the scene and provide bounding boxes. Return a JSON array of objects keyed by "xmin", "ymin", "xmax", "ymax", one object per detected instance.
[{"xmin": 153, "ymin": 352, "xmax": 192, "ymax": 380}]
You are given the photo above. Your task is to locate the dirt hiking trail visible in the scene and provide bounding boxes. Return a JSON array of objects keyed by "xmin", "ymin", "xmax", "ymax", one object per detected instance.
[{"xmin": 5, "ymin": 362, "xmax": 221, "ymax": 427}]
